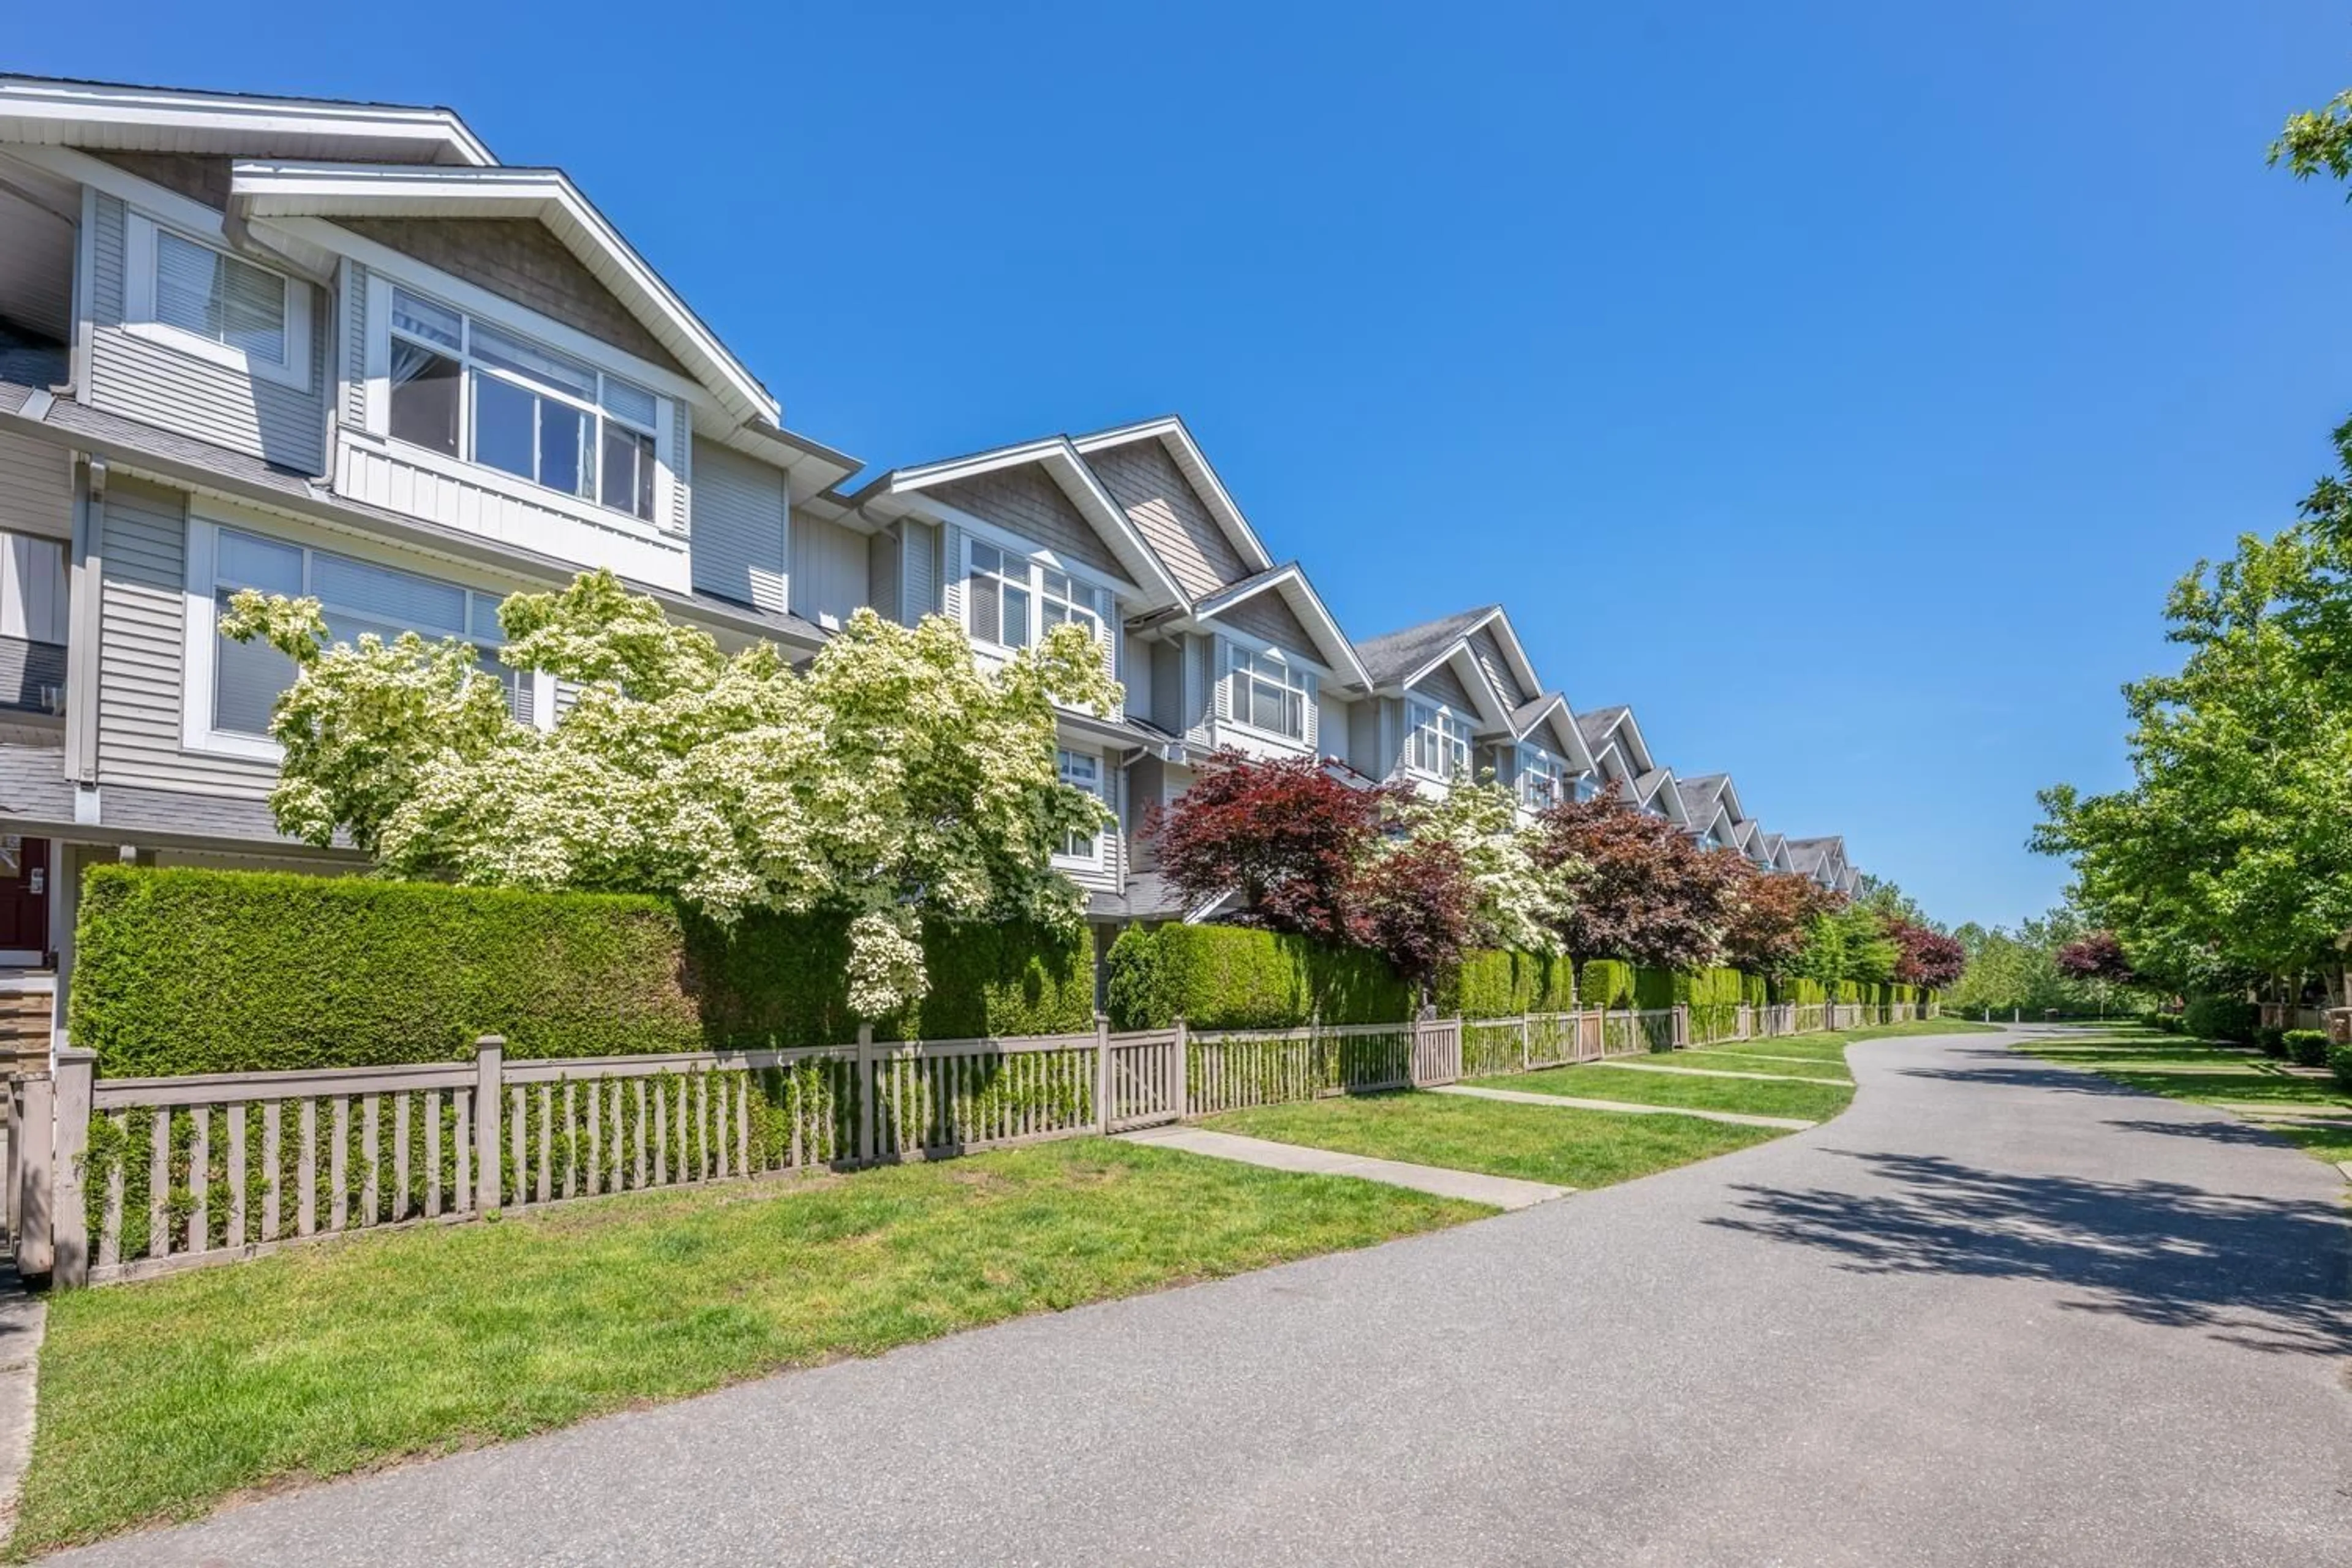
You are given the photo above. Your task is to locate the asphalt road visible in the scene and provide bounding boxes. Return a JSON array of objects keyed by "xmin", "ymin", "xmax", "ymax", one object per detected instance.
[{"xmin": 48, "ymin": 1028, "xmax": 2352, "ymax": 1566}]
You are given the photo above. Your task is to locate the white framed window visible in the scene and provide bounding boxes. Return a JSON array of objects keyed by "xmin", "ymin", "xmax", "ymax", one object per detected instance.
[
  {"xmin": 386, "ymin": 286, "xmax": 663, "ymax": 524},
  {"xmin": 188, "ymin": 521, "xmax": 540, "ymax": 757},
  {"xmin": 1517, "ymin": 746, "xmax": 1564, "ymax": 809},
  {"xmin": 123, "ymin": 213, "xmax": 311, "ymax": 390},
  {"xmin": 1055, "ymin": 748, "xmax": 1103, "ymax": 862},
  {"xmin": 1228, "ymin": 647, "xmax": 1313, "ymax": 741},
  {"xmin": 963, "ymin": 537, "xmax": 1114, "ymax": 655},
  {"xmin": 1406, "ymin": 700, "xmax": 1472, "ymax": 780}
]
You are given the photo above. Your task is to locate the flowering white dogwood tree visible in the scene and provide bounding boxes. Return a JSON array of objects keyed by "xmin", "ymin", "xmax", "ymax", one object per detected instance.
[
  {"xmin": 222, "ymin": 569, "xmax": 1118, "ymax": 1015},
  {"xmin": 1386, "ymin": 774, "xmax": 1579, "ymax": 956}
]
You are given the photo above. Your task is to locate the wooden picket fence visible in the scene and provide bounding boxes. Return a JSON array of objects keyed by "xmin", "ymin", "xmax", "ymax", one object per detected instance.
[{"xmin": 9, "ymin": 993, "xmax": 1939, "ymax": 1290}]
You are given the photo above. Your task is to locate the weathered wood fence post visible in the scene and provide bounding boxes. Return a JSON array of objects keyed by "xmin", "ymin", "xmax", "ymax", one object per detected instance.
[
  {"xmin": 15, "ymin": 1069, "xmax": 51, "ymax": 1280},
  {"xmin": 1094, "ymin": 1013, "xmax": 1112, "ymax": 1135},
  {"xmin": 1673, "ymin": 1005, "xmax": 1690, "ymax": 1050},
  {"xmin": 473, "ymin": 1035, "xmax": 503, "ymax": 1213},
  {"xmin": 51, "ymin": 1045, "xmax": 93, "ymax": 1289},
  {"xmin": 856, "ymin": 1023, "xmax": 876, "ymax": 1165},
  {"xmin": 1170, "ymin": 1018, "xmax": 1189, "ymax": 1121}
]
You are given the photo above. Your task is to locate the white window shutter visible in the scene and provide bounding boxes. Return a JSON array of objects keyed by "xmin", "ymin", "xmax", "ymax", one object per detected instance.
[
  {"xmin": 941, "ymin": 525, "xmax": 966, "ymax": 630},
  {"xmin": 1213, "ymin": 640, "xmax": 1231, "ymax": 721},
  {"xmin": 1304, "ymin": 671, "xmax": 1320, "ymax": 752}
]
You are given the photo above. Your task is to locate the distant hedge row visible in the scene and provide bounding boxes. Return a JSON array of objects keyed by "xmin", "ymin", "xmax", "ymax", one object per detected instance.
[
  {"xmin": 72, "ymin": 866, "xmax": 1095, "ymax": 1077},
  {"xmin": 1103, "ymin": 924, "xmax": 1411, "ymax": 1030}
]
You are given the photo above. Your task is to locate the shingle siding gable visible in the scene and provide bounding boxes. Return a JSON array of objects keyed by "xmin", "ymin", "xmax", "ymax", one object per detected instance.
[
  {"xmin": 1085, "ymin": 439, "xmax": 1248, "ymax": 597},
  {"xmin": 928, "ymin": 465, "xmax": 1122, "ymax": 578}
]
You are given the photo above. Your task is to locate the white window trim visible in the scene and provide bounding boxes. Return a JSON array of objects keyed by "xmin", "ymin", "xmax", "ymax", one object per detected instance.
[
  {"xmin": 1218, "ymin": 638, "xmax": 1317, "ymax": 748},
  {"xmin": 1516, "ymin": 744, "xmax": 1566, "ymax": 809},
  {"xmin": 957, "ymin": 524, "xmax": 1121, "ymax": 660},
  {"xmin": 121, "ymin": 211, "xmax": 312, "ymax": 391},
  {"xmin": 1404, "ymin": 698, "xmax": 1474, "ymax": 783},
  {"xmin": 360, "ymin": 274, "xmax": 678, "ymax": 537},
  {"xmin": 1052, "ymin": 747, "xmax": 1108, "ymax": 870},
  {"xmin": 181, "ymin": 511, "xmax": 556, "ymax": 761}
]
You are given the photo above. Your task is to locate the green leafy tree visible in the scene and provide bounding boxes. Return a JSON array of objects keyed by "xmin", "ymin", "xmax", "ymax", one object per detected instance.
[{"xmin": 223, "ymin": 569, "xmax": 1118, "ymax": 1016}]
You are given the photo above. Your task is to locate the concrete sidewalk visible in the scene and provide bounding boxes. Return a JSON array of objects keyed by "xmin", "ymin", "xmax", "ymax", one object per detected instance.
[
  {"xmin": 1435, "ymin": 1082, "xmax": 1817, "ymax": 1131},
  {"xmin": 1114, "ymin": 1124, "xmax": 1569, "ymax": 1210},
  {"xmin": 41, "ymin": 1030, "xmax": 2352, "ymax": 1567}
]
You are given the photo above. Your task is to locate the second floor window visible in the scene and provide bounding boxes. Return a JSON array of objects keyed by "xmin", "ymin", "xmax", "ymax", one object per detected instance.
[
  {"xmin": 156, "ymin": 231, "xmax": 288, "ymax": 366},
  {"xmin": 1056, "ymin": 748, "xmax": 1102, "ymax": 861},
  {"xmin": 965, "ymin": 540, "xmax": 1114, "ymax": 655},
  {"xmin": 1407, "ymin": 701, "xmax": 1471, "ymax": 779},
  {"xmin": 388, "ymin": 288, "xmax": 661, "ymax": 524},
  {"xmin": 1230, "ymin": 648, "xmax": 1312, "ymax": 741},
  {"xmin": 209, "ymin": 526, "xmax": 532, "ymax": 740},
  {"xmin": 1517, "ymin": 747, "xmax": 1564, "ymax": 809}
]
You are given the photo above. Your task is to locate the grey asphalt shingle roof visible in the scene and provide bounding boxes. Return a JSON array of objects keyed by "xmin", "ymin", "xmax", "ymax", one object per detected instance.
[
  {"xmin": 1354, "ymin": 606, "xmax": 1494, "ymax": 688},
  {"xmin": 1577, "ymin": 705, "xmax": 1630, "ymax": 747}
]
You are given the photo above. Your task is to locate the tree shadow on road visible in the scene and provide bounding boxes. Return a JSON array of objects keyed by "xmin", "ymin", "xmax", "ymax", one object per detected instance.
[
  {"xmin": 2100, "ymin": 1117, "xmax": 2296, "ymax": 1149},
  {"xmin": 1708, "ymin": 1150, "xmax": 2352, "ymax": 1358}
]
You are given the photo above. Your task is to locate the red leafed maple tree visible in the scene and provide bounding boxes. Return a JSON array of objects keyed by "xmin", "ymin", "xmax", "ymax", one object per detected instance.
[
  {"xmin": 1891, "ymin": 919, "xmax": 1969, "ymax": 989},
  {"xmin": 1145, "ymin": 750, "xmax": 1396, "ymax": 944},
  {"xmin": 1531, "ymin": 787, "xmax": 1743, "ymax": 971},
  {"xmin": 2052, "ymin": 929, "xmax": 2134, "ymax": 989},
  {"xmin": 1721, "ymin": 862, "xmax": 1845, "ymax": 978},
  {"xmin": 1346, "ymin": 836, "xmax": 1478, "ymax": 985}
]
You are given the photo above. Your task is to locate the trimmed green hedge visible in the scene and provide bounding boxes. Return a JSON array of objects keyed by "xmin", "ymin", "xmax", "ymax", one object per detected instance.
[
  {"xmin": 1102, "ymin": 924, "xmax": 1412, "ymax": 1031},
  {"xmin": 2182, "ymin": 995, "xmax": 2259, "ymax": 1044},
  {"xmin": 1578, "ymin": 959, "xmax": 1635, "ymax": 1009},
  {"xmin": 1777, "ymin": 976, "xmax": 1828, "ymax": 1006},
  {"xmin": 1437, "ymin": 949, "xmax": 1576, "ymax": 1019},
  {"xmin": 72, "ymin": 865, "xmax": 1095, "ymax": 1077},
  {"xmin": 2283, "ymin": 1028, "xmax": 2331, "ymax": 1069}
]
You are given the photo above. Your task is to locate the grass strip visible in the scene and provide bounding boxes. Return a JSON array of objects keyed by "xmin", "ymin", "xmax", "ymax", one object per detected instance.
[{"xmin": 13, "ymin": 1138, "xmax": 1478, "ymax": 1556}]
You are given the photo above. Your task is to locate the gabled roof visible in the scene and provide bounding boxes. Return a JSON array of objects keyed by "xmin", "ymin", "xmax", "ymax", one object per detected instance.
[
  {"xmin": 0, "ymin": 74, "xmax": 495, "ymax": 167},
  {"xmin": 842, "ymin": 434, "xmax": 1188, "ymax": 614},
  {"xmin": 1677, "ymin": 772, "xmax": 1747, "ymax": 827},
  {"xmin": 1191, "ymin": 563, "xmax": 1372, "ymax": 688},
  {"xmin": 1070, "ymin": 415, "xmax": 1275, "ymax": 582},
  {"xmin": 1632, "ymin": 768, "xmax": 1689, "ymax": 827},
  {"xmin": 1355, "ymin": 606, "xmax": 1492, "ymax": 690},
  {"xmin": 1577, "ymin": 704, "xmax": 1656, "ymax": 777},
  {"xmin": 230, "ymin": 161, "xmax": 774, "ymax": 426},
  {"xmin": 1506, "ymin": 693, "xmax": 1597, "ymax": 772}
]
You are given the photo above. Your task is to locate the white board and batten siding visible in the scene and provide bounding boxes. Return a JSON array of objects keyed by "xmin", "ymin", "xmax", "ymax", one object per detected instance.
[
  {"xmin": 688, "ymin": 438, "xmax": 789, "ymax": 614},
  {"xmin": 94, "ymin": 477, "xmax": 275, "ymax": 800},
  {"xmin": 85, "ymin": 194, "xmax": 328, "ymax": 475}
]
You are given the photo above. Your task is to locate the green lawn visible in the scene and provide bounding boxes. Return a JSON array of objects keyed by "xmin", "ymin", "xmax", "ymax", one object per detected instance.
[
  {"xmin": 1198, "ymin": 1090, "xmax": 1781, "ymax": 1187},
  {"xmin": 1651, "ymin": 1048, "xmax": 1856, "ymax": 1081},
  {"xmin": 12, "ymin": 1138, "xmax": 1481, "ymax": 1557},
  {"xmin": 2015, "ymin": 1032, "xmax": 2352, "ymax": 1169}
]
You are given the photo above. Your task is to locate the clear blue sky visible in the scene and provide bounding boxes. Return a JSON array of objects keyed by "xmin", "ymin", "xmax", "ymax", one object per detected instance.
[{"xmin": 14, "ymin": 2, "xmax": 2352, "ymax": 929}]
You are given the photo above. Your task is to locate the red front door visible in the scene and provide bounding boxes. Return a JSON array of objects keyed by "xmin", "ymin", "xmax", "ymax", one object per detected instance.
[{"xmin": 0, "ymin": 837, "xmax": 50, "ymax": 957}]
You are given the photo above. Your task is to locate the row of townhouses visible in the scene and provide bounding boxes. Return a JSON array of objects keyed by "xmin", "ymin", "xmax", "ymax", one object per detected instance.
[{"xmin": 0, "ymin": 75, "xmax": 1863, "ymax": 1044}]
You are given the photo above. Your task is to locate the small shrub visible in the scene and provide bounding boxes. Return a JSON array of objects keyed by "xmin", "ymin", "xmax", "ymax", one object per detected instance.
[
  {"xmin": 2180, "ymin": 996, "xmax": 2259, "ymax": 1044},
  {"xmin": 2329, "ymin": 1041, "xmax": 2352, "ymax": 1091},
  {"xmin": 2283, "ymin": 1029, "xmax": 2331, "ymax": 1069},
  {"xmin": 2256, "ymin": 1025, "xmax": 2288, "ymax": 1058}
]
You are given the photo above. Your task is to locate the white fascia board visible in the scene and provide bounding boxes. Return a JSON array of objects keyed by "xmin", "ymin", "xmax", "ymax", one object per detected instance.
[
  {"xmin": 1470, "ymin": 605, "xmax": 1544, "ymax": 703},
  {"xmin": 0, "ymin": 77, "xmax": 495, "ymax": 165},
  {"xmin": 1432, "ymin": 644, "xmax": 1517, "ymax": 732},
  {"xmin": 1611, "ymin": 710, "xmax": 1657, "ymax": 776},
  {"xmin": 1512, "ymin": 694, "xmax": 1597, "ymax": 773},
  {"xmin": 230, "ymin": 162, "xmax": 776, "ymax": 426},
  {"xmin": 1071, "ymin": 417, "xmax": 1275, "ymax": 574},
  {"xmin": 1196, "ymin": 568, "xmax": 1372, "ymax": 691}
]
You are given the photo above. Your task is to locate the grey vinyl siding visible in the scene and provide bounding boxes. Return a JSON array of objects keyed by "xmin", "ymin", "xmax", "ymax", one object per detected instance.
[
  {"xmin": 1409, "ymin": 661, "xmax": 1477, "ymax": 714},
  {"xmin": 1120, "ymin": 631, "xmax": 1153, "ymax": 718},
  {"xmin": 901, "ymin": 519, "xmax": 938, "ymax": 620},
  {"xmin": 1350, "ymin": 697, "xmax": 1403, "ymax": 781},
  {"xmin": 0, "ymin": 186, "xmax": 74, "ymax": 344},
  {"xmin": 1215, "ymin": 584, "xmax": 1315, "ymax": 657},
  {"xmin": 1468, "ymin": 626, "xmax": 1528, "ymax": 707},
  {"xmin": 1149, "ymin": 639, "xmax": 1183, "ymax": 735},
  {"xmin": 341, "ymin": 260, "xmax": 368, "ymax": 428},
  {"xmin": 0, "ymin": 434, "xmax": 72, "ymax": 540},
  {"xmin": 929, "ymin": 466, "xmax": 1122, "ymax": 578},
  {"xmin": 94, "ymin": 477, "xmax": 274, "ymax": 799},
  {"xmin": 790, "ymin": 512, "xmax": 868, "ymax": 628},
  {"xmin": 687, "ymin": 438, "xmax": 788, "ymax": 613},
  {"xmin": 86, "ymin": 194, "xmax": 328, "ymax": 473},
  {"xmin": 866, "ymin": 529, "xmax": 900, "ymax": 624},
  {"xmin": 1318, "ymin": 689, "xmax": 1352, "ymax": 760},
  {"xmin": 1085, "ymin": 439, "xmax": 1248, "ymax": 598},
  {"xmin": 1128, "ymin": 755, "xmax": 1165, "ymax": 870},
  {"xmin": 1183, "ymin": 636, "xmax": 1213, "ymax": 744}
]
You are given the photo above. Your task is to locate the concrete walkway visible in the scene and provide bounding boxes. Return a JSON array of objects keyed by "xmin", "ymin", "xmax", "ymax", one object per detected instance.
[
  {"xmin": 1436, "ymin": 1082, "xmax": 1818, "ymax": 1131},
  {"xmin": 1690, "ymin": 1050, "xmax": 1845, "ymax": 1066},
  {"xmin": 0, "ymin": 1264, "xmax": 42, "ymax": 1535},
  {"xmin": 42, "ymin": 1029, "xmax": 2352, "ymax": 1567},
  {"xmin": 1597, "ymin": 1058, "xmax": 1853, "ymax": 1086},
  {"xmin": 1114, "ymin": 1124, "xmax": 1568, "ymax": 1210}
]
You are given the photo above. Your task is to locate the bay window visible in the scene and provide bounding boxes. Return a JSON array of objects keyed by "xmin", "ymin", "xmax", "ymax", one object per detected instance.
[
  {"xmin": 206, "ymin": 526, "xmax": 533, "ymax": 742},
  {"xmin": 1229, "ymin": 647, "xmax": 1312, "ymax": 741},
  {"xmin": 1406, "ymin": 701, "xmax": 1472, "ymax": 780},
  {"xmin": 388, "ymin": 287, "xmax": 662, "ymax": 523}
]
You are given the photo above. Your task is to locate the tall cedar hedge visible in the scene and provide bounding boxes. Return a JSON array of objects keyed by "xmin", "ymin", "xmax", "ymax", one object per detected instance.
[
  {"xmin": 1436, "ymin": 949, "xmax": 1576, "ymax": 1019},
  {"xmin": 1103, "ymin": 924, "xmax": 1412, "ymax": 1030},
  {"xmin": 72, "ymin": 865, "xmax": 1094, "ymax": 1077}
]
